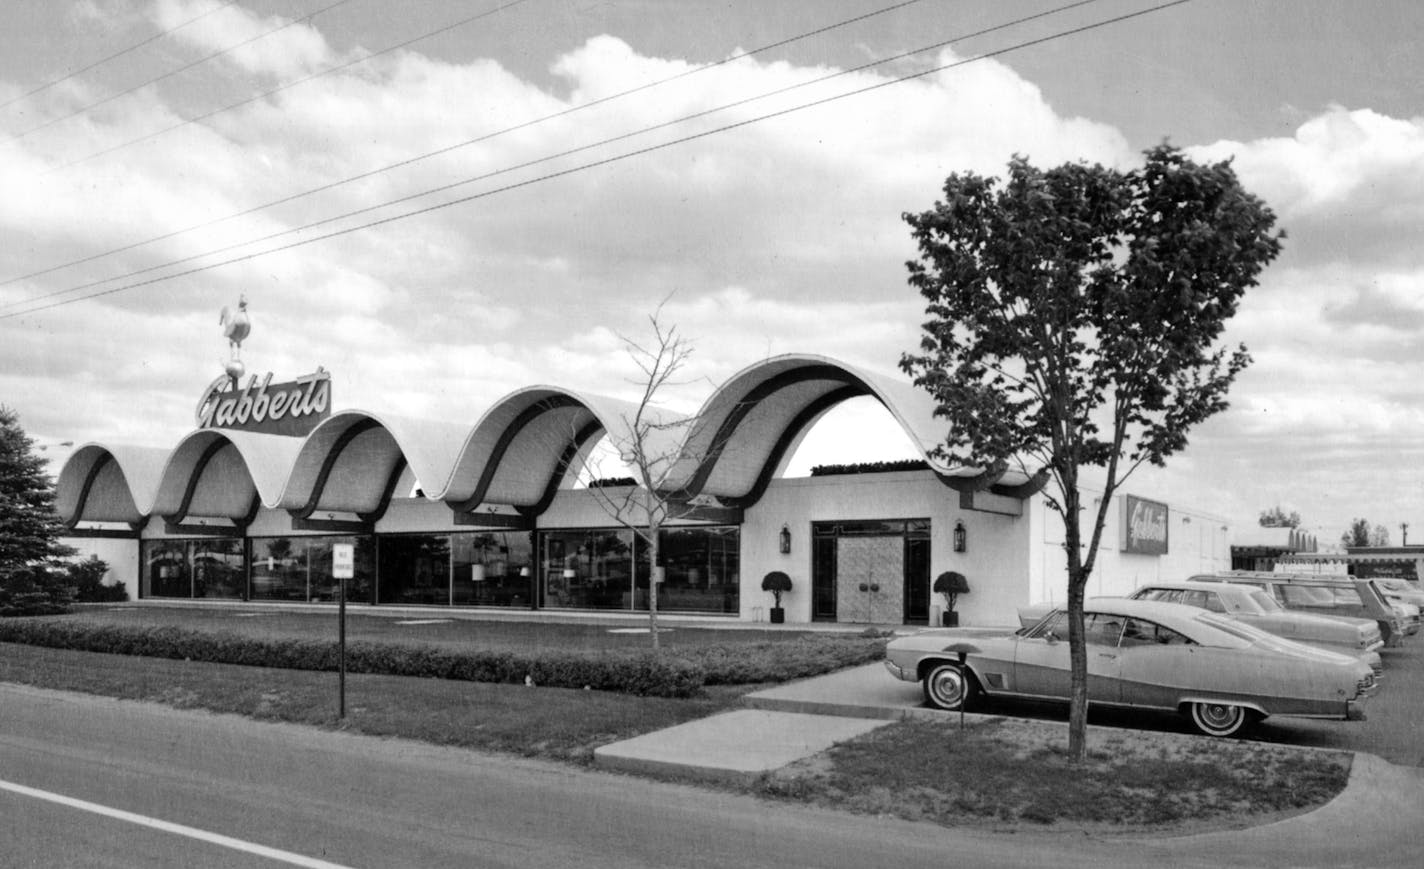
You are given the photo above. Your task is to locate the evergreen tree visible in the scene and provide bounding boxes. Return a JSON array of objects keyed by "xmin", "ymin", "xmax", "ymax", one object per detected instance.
[{"xmin": 0, "ymin": 406, "xmax": 75, "ymax": 615}]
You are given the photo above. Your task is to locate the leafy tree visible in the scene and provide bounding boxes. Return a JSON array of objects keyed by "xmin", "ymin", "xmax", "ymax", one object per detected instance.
[
  {"xmin": 0, "ymin": 406, "xmax": 76, "ymax": 615},
  {"xmin": 900, "ymin": 145, "xmax": 1282, "ymax": 759},
  {"xmin": 1341, "ymin": 518, "xmax": 1389, "ymax": 548},
  {"xmin": 1259, "ymin": 505, "xmax": 1301, "ymax": 528}
]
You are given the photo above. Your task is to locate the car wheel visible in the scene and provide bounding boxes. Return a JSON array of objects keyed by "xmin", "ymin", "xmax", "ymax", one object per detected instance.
[
  {"xmin": 923, "ymin": 662, "xmax": 976, "ymax": 711},
  {"xmin": 1188, "ymin": 701, "xmax": 1250, "ymax": 737}
]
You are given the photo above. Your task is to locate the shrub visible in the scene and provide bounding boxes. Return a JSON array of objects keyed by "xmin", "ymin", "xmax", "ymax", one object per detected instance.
[{"xmin": 0, "ymin": 620, "xmax": 706, "ymax": 697}]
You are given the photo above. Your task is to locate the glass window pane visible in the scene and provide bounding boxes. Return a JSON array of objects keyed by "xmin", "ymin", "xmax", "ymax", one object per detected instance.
[{"xmin": 378, "ymin": 535, "xmax": 451, "ymax": 605}]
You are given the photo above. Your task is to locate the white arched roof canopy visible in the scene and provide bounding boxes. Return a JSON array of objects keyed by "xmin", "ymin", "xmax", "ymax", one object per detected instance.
[
  {"xmin": 279, "ymin": 410, "xmax": 466, "ymax": 520},
  {"xmin": 149, "ymin": 430, "xmax": 305, "ymax": 527},
  {"xmin": 664, "ymin": 354, "xmax": 1043, "ymax": 505},
  {"xmin": 55, "ymin": 443, "xmax": 169, "ymax": 528},
  {"xmin": 440, "ymin": 387, "xmax": 681, "ymax": 516}
]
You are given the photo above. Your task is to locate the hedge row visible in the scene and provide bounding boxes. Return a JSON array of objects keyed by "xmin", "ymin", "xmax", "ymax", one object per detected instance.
[{"xmin": 0, "ymin": 621, "xmax": 704, "ymax": 698}]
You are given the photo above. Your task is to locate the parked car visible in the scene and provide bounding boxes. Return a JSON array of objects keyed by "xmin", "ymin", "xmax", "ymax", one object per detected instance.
[
  {"xmin": 1190, "ymin": 571, "xmax": 1408, "ymax": 647},
  {"xmin": 884, "ymin": 597, "xmax": 1375, "ymax": 737},
  {"xmin": 1372, "ymin": 577, "xmax": 1424, "ymax": 609},
  {"xmin": 1368, "ymin": 579, "xmax": 1423, "ymax": 636},
  {"xmin": 1123, "ymin": 581, "xmax": 1383, "ymax": 676}
]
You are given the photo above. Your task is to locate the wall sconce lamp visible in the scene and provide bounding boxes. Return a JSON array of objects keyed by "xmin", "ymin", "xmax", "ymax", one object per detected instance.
[
  {"xmin": 471, "ymin": 564, "xmax": 487, "ymax": 583},
  {"xmin": 779, "ymin": 524, "xmax": 791, "ymax": 554},
  {"xmin": 519, "ymin": 566, "xmax": 530, "ymax": 578},
  {"xmin": 562, "ymin": 567, "xmax": 576, "ymax": 580},
  {"xmin": 953, "ymin": 521, "xmax": 967, "ymax": 553}
]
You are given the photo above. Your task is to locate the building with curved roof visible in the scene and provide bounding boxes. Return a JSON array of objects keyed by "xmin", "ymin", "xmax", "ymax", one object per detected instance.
[{"xmin": 57, "ymin": 354, "xmax": 1231, "ymax": 625}]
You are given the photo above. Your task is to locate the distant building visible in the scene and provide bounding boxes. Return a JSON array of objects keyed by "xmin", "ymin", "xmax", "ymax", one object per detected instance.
[
  {"xmin": 1231, "ymin": 526, "xmax": 1318, "ymax": 572},
  {"xmin": 1278, "ymin": 547, "xmax": 1424, "ymax": 582}
]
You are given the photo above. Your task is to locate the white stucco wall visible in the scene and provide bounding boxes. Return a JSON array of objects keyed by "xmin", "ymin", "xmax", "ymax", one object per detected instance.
[
  {"xmin": 1026, "ymin": 489, "xmax": 1232, "ymax": 609},
  {"xmin": 743, "ymin": 471, "xmax": 1033, "ymax": 626}
]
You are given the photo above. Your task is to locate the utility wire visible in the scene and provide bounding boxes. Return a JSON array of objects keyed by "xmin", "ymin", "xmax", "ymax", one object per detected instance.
[
  {"xmin": 2, "ymin": 0, "xmax": 931, "ymax": 293},
  {"xmin": 43, "ymin": 0, "xmax": 535, "ymax": 174},
  {"xmin": 0, "ymin": 0, "xmax": 1106, "ymax": 314},
  {"xmin": 0, "ymin": 0, "xmax": 1119, "ymax": 316},
  {"xmin": 0, "ymin": 0, "xmax": 1192, "ymax": 321},
  {"xmin": 0, "ymin": 0, "xmax": 242, "ymax": 112},
  {"xmin": 2, "ymin": 0, "xmax": 358, "ymax": 144}
]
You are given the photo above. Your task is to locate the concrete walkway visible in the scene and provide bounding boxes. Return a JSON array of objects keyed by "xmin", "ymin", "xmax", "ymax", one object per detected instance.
[{"xmin": 594, "ymin": 661, "xmax": 1424, "ymax": 859}]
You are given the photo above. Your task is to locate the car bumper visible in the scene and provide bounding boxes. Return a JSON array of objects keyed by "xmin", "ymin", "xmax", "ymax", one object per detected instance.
[
  {"xmin": 884, "ymin": 658, "xmax": 915, "ymax": 682},
  {"xmin": 1346, "ymin": 697, "xmax": 1368, "ymax": 721}
]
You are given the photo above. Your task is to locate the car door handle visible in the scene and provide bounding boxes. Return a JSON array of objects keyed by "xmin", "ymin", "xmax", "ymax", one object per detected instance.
[{"xmin": 1096, "ymin": 652, "xmax": 1117, "ymax": 659}]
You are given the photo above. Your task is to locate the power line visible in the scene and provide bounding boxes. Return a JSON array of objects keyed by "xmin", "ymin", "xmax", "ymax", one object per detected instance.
[
  {"xmin": 42, "ymin": 0, "xmax": 535, "ymax": 174},
  {"xmin": 2, "ymin": 0, "xmax": 359, "ymax": 144},
  {"xmin": 1, "ymin": 0, "xmax": 932, "ymax": 294},
  {"xmin": 0, "ymin": 0, "xmax": 1192, "ymax": 321},
  {"xmin": 0, "ymin": 0, "xmax": 242, "ymax": 112}
]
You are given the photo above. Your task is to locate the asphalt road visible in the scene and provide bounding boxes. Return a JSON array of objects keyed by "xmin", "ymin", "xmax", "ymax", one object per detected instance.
[{"xmin": 0, "ymin": 684, "xmax": 1152, "ymax": 869}]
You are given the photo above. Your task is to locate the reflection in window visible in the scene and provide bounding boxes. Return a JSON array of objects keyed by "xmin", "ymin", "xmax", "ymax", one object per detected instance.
[
  {"xmin": 250, "ymin": 536, "xmax": 373, "ymax": 604},
  {"xmin": 141, "ymin": 538, "xmax": 247, "ymax": 600},
  {"xmin": 539, "ymin": 526, "xmax": 739, "ymax": 614}
]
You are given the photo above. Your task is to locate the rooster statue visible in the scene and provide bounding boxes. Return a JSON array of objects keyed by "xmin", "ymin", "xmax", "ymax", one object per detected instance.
[{"xmin": 219, "ymin": 295, "xmax": 252, "ymax": 387}]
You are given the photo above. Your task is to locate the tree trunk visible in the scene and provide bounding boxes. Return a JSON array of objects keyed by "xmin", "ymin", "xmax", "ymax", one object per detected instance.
[
  {"xmin": 648, "ymin": 530, "xmax": 660, "ymax": 652},
  {"xmin": 1063, "ymin": 490, "xmax": 1089, "ymax": 761}
]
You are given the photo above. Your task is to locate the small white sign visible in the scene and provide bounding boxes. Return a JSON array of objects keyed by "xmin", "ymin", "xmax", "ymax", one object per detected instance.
[{"xmin": 332, "ymin": 543, "xmax": 354, "ymax": 579}]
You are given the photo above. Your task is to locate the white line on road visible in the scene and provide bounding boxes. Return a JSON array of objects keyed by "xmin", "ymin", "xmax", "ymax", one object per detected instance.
[{"xmin": 0, "ymin": 777, "xmax": 355, "ymax": 869}]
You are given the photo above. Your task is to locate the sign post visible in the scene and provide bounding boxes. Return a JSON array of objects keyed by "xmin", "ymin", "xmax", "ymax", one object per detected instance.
[{"xmin": 332, "ymin": 543, "xmax": 354, "ymax": 719}]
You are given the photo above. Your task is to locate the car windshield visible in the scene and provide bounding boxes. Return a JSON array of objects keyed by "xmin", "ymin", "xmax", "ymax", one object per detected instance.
[{"xmin": 1247, "ymin": 589, "xmax": 1284, "ymax": 612}]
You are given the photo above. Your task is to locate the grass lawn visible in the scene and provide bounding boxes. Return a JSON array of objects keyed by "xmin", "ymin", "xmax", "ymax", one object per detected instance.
[
  {"xmin": 0, "ymin": 642, "xmax": 753, "ymax": 762},
  {"xmin": 754, "ymin": 717, "xmax": 1352, "ymax": 832},
  {"xmin": 53, "ymin": 603, "xmax": 842, "ymax": 650}
]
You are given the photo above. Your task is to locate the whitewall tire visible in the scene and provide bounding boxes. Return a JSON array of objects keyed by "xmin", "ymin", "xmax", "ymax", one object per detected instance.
[
  {"xmin": 922, "ymin": 662, "xmax": 975, "ymax": 711},
  {"xmin": 1189, "ymin": 701, "xmax": 1250, "ymax": 737}
]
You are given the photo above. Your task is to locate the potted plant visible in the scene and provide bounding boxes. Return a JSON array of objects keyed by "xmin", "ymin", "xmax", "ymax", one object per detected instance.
[
  {"xmin": 761, "ymin": 570, "xmax": 792, "ymax": 624},
  {"xmin": 934, "ymin": 571, "xmax": 970, "ymax": 626}
]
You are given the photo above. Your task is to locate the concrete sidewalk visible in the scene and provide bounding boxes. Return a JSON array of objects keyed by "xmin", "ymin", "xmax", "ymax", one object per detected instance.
[{"xmin": 594, "ymin": 661, "xmax": 1424, "ymax": 860}]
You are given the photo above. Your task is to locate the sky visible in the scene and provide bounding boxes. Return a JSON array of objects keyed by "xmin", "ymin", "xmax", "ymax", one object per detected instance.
[{"xmin": 2, "ymin": 0, "xmax": 1423, "ymax": 547}]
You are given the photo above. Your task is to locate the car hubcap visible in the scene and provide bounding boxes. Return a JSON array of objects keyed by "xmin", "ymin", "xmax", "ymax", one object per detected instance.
[
  {"xmin": 1195, "ymin": 702, "xmax": 1243, "ymax": 735},
  {"xmin": 929, "ymin": 667, "xmax": 965, "ymax": 708}
]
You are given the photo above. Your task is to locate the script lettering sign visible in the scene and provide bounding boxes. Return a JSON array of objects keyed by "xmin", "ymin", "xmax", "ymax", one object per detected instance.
[
  {"xmin": 1122, "ymin": 495, "xmax": 1169, "ymax": 556},
  {"xmin": 195, "ymin": 370, "xmax": 332, "ymax": 437}
]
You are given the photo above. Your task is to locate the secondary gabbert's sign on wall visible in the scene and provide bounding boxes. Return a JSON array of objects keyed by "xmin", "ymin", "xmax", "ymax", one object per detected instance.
[
  {"xmin": 195, "ymin": 370, "xmax": 331, "ymax": 437},
  {"xmin": 1122, "ymin": 494, "xmax": 1170, "ymax": 556}
]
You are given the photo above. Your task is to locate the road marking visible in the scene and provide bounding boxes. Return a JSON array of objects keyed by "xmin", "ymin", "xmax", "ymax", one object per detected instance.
[{"xmin": 0, "ymin": 778, "xmax": 355, "ymax": 869}]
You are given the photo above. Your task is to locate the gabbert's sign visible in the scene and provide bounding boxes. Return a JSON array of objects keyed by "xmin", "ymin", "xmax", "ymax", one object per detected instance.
[
  {"xmin": 1122, "ymin": 494, "xmax": 1169, "ymax": 556},
  {"xmin": 195, "ymin": 370, "xmax": 331, "ymax": 437}
]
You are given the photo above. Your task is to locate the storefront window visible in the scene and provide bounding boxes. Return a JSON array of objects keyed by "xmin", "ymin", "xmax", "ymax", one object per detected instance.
[
  {"xmin": 653, "ymin": 527, "xmax": 740, "ymax": 614},
  {"xmin": 452, "ymin": 531, "xmax": 534, "ymax": 608},
  {"xmin": 377, "ymin": 534, "xmax": 451, "ymax": 605},
  {"xmin": 539, "ymin": 527, "xmax": 739, "ymax": 613},
  {"xmin": 250, "ymin": 536, "xmax": 374, "ymax": 604},
  {"xmin": 541, "ymin": 529, "xmax": 635, "ymax": 610},
  {"xmin": 141, "ymin": 538, "xmax": 247, "ymax": 599}
]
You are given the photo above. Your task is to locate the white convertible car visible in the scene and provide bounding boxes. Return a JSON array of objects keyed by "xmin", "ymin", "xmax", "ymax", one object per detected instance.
[{"xmin": 885, "ymin": 597, "xmax": 1376, "ymax": 737}]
